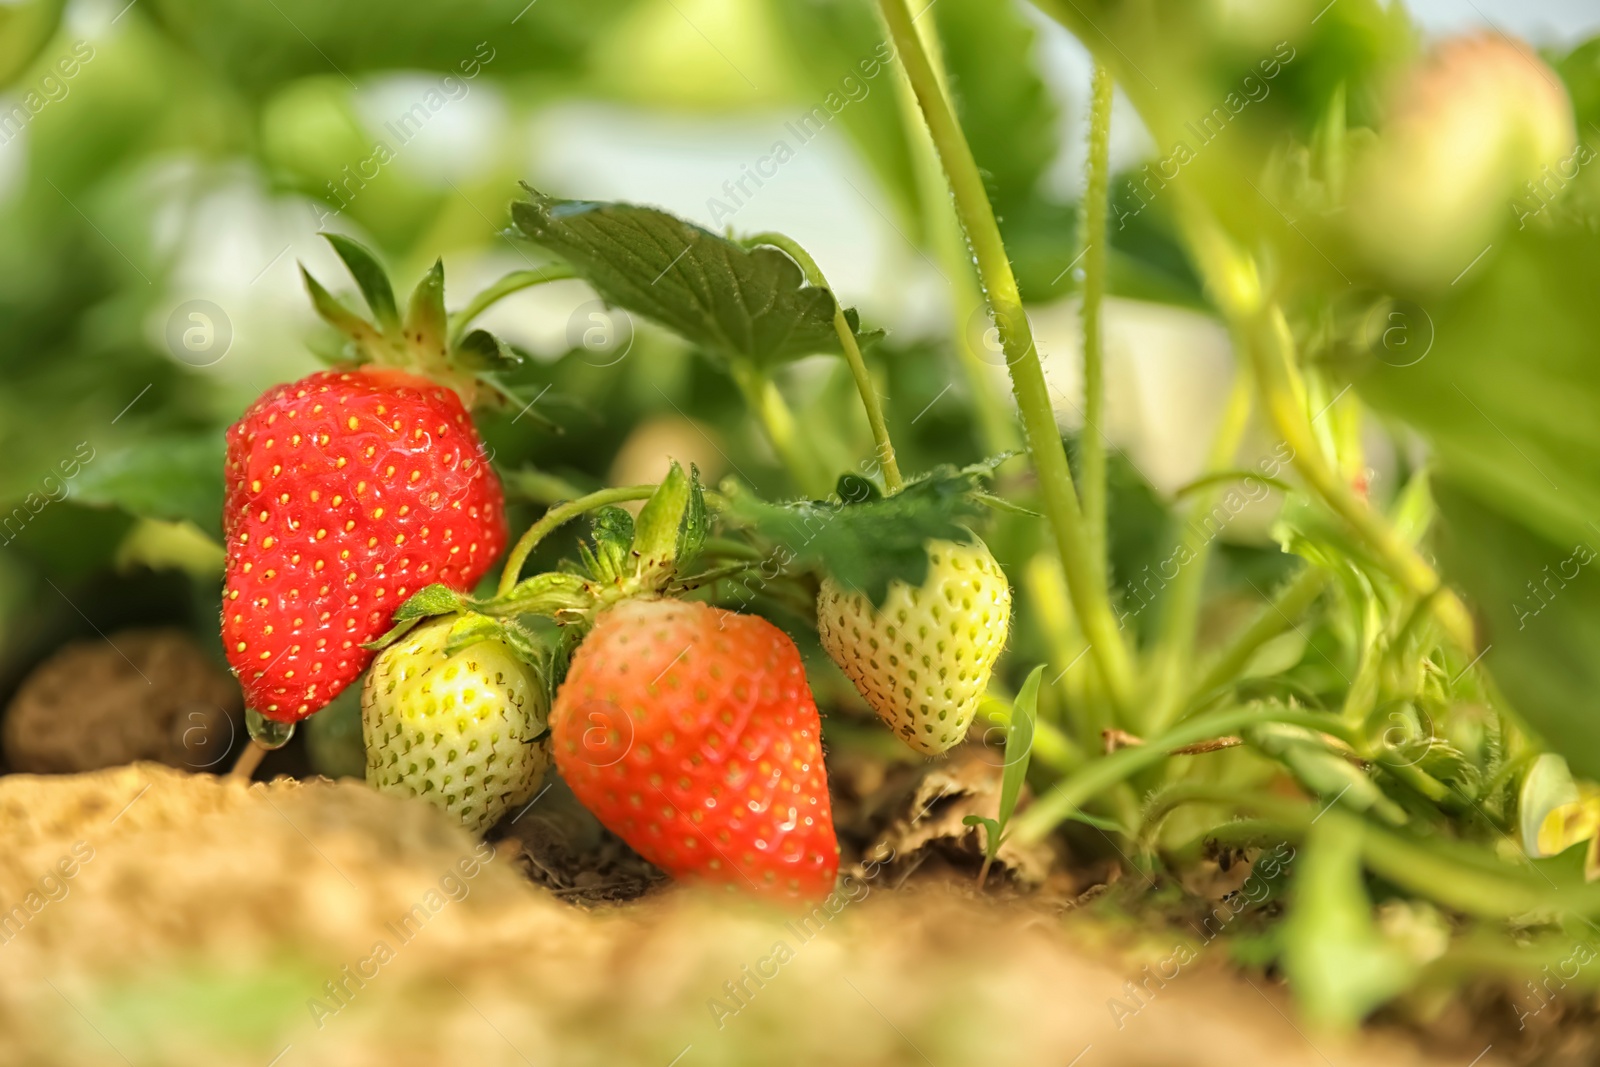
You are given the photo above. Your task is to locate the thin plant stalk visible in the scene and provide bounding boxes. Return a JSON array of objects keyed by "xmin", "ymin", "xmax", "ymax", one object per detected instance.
[
  {"xmin": 230, "ymin": 739, "xmax": 270, "ymax": 781},
  {"xmin": 879, "ymin": 0, "xmax": 1135, "ymax": 714},
  {"xmin": 1175, "ymin": 201, "xmax": 1475, "ymax": 654},
  {"xmin": 1079, "ymin": 59, "xmax": 1114, "ymax": 582},
  {"xmin": 729, "ymin": 361, "xmax": 833, "ymax": 498},
  {"xmin": 1010, "ymin": 703, "xmax": 1361, "ymax": 845},
  {"xmin": 744, "ymin": 232, "xmax": 903, "ymax": 492},
  {"xmin": 446, "ymin": 264, "xmax": 578, "ymax": 347},
  {"xmin": 498, "ymin": 484, "xmax": 658, "ymax": 596}
]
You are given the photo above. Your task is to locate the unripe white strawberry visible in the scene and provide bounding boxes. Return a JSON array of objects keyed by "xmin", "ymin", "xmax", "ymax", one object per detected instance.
[
  {"xmin": 362, "ymin": 615, "xmax": 551, "ymax": 832},
  {"xmin": 817, "ymin": 538, "xmax": 1012, "ymax": 756},
  {"xmin": 1347, "ymin": 32, "xmax": 1575, "ymax": 288}
]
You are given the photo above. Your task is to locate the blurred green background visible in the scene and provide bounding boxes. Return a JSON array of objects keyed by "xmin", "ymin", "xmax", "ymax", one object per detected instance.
[{"xmin": 3, "ymin": 0, "xmax": 1600, "ymax": 779}]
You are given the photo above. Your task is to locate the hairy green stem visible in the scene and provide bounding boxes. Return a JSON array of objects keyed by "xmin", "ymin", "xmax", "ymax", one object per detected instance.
[
  {"xmin": 1175, "ymin": 202, "xmax": 1475, "ymax": 655},
  {"xmin": 447, "ymin": 264, "xmax": 578, "ymax": 347},
  {"xmin": 1079, "ymin": 59, "xmax": 1114, "ymax": 585},
  {"xmin": 744, "ymin": 232, "xmax": 903, "ymax": 492},
  {"xmin": 497, "ymin": 484, "xmax": 656, "ymax": 596},
  {"xmin": 1151, "ymin": 792, "xmax": 1597, "ymax": 919},
  {"xmin": 880, "ymin": 0, "xmax": 1135, "ymax": 713}
]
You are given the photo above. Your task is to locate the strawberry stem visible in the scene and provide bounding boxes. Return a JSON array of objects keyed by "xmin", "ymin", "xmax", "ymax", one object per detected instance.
[
  {"xmin": 1010, "ymin": 704, "xmax": 1360, "ymax": 846},
  {"xmin": 728, "ymin": 361, "xmax": 834, "ymax": 497},
  {"xmin": 1078, "ymin": 60, "xmax": 1113, "ymax": 594},
  {"xmin": 1173, "ymin": 200, "xmax": 1477, "ymax": 656},
  {"xmin": 446, "ymin": 264, "xmax": 578, "ymax": 348},
  {"xmin": 497, "ymin": 484, "xmax": 659, "ymax": 597},
  {"xmin": 1182, "ymin": 565, "xmax": 1330, "ymax": 711},
  {"xmin": 743, "ymin": 232, "xmax": 904, "ymax": 493},
  {"xmin": 230, "ymin": 739, "xmax": 270, "ymax": 781},
  {"xmin": 878, "ymin": 0, "xmax": 1137, "ymax": 715}
]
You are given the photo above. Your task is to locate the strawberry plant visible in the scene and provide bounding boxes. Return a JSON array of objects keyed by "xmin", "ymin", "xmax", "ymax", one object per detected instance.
[{"xmin": 9, "ymin": 0, "xmax": 1600, "ymax": 1061}]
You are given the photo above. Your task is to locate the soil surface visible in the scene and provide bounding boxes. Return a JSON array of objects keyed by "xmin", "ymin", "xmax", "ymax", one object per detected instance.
[{"xmin": 0, "ymin": 763, "xmax": 1520, "ymax": 1067}]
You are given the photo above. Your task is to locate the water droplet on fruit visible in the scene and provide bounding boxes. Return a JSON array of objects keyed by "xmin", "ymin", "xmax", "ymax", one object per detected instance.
[{"xmin": 245, "ymin": 707, "xmax": 296, "ymax": 750}]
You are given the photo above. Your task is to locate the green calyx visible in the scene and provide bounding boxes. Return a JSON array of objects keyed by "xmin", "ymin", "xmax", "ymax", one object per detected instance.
[
  {"xmin": 300, "ymin": 232, "xmax": 565, "ymax": 420},
  {"xmin": 374, "ymin": 462, "xmax": 710, "ymax": 651}
]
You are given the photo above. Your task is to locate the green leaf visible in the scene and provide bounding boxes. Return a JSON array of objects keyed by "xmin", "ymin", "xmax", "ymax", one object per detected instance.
[
  {"xmin": 364, "ymin": 585, "xmax": 466, "ymax": 649},
  {"xmin": 69, "ymin": 435, "xmax": 225, "ymax": 539},
  {"xmin": 632, "ymin": 460, "xmax": 692, "ymax": 576},
  {"xmin": 452, "ymin": 329, "xmax": 522, "ymax": 373},
  {"xmin": 444, "ymin": 612, "xmax": 507, "ymax": 656},
  {"xmin": 997, "ymin": 665, "xmax": 1043, "ymax": 833},
  {"xmin": 300, "ymin": 265, "xmax": 383, "ymax": 351},
  {"xmin": 677, "ymin": 464, "xmax": 709, "ymax": 566},
  {"xmin": 724, "ymin": 463, "xmax": 992, "ymax": 605},
  {"xmin": 1359, "ymin": 230, "xmax": 1600, "ymax": 561},
  {"xmin": 322, "ymin": 232, "xmax": 398, "ymax": 330},
  {"xmin": 483, "ymin": 571, "xmax": 593, "ymax": 619},
  {"xmin": 405, "ymin": 258, "xmax": 447, "ymax": 355},
  {"xmin": 1280, "ymin": 815, "xmax": 1417, "ymax": 1029},
  {"xmin": 589, "ymin": 505, "xmax": 635, "ymax": 579},
  {"xmin": 392, "ymin": 586, "xmax": 461, "ymax": 623},
  {"xmin": 1409, "ymin": 739, "xmax": 1482, "ymax": 803},
  {"xmin": 935, "ymin": 0, "xmax": 1058, "ymax": 224},
  {"xmin": 1353, "ymin": 229, "xmax": 1600, "ymax": 778},
  {"xmin": 498, "ymin": 620, "xmax": 552, "ymax": 677},
  {"xmin": 510, "ymin": 188, "xmax": 878, "ymax": 367},
  {"xmin": 1245, "ymin": 722, "xmax": 1405, "ymax": 825},
  {"xmin": 1555, "ymin": 35, "xmax": 1600, "ymax": 132},
  {"xmin": 1061, "ymin": 809, "xmax": 1129, "ymax": 835},
  {"xmin": 1432, "ymin": 483, "xmax": 1600, "ymax": 778},
  {"xmin": 962, "ymin": 814, "xmax": 1000, "ymax": 856}
]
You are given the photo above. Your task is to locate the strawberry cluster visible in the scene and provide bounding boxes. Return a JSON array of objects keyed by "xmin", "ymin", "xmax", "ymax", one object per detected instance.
[{"xmin": 221, "ymin": 235, "xmax": 1013, "ymax": 903}]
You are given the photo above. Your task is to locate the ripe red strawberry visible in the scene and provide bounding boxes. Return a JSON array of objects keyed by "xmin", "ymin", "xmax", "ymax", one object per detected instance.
[
  {"xmin": 222, "ymin": 367, "xmax": 507, "ymax": 722},
  {"xmin": 551, "ymin": 598, "xmax": 839, "ymax": 899}
]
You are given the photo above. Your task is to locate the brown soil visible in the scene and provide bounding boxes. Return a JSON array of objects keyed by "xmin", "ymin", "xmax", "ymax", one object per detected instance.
[
  {"xmin": 0, "ymin": 763, "xmax": 1516, "ymax": 1067},
  {"xmin": 2, "ymin": 629, "xmax": 240, "ymax": 774}
]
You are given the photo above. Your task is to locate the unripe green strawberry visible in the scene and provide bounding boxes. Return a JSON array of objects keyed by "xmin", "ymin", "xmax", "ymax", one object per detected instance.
[
  {"xmin": 362, "ymin": 615, "xmax": 550, "ymax": 833},
  {"xmin": 817, "ymin": 538, "xmax": 1012, "ymax": 756}
]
